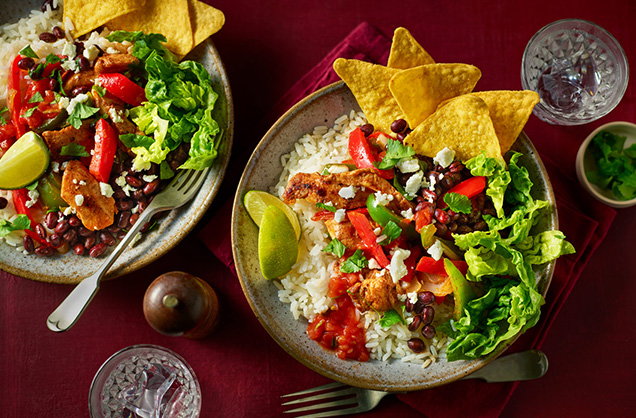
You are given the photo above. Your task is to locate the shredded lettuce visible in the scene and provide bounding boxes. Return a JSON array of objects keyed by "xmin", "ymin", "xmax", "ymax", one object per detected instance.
[{"xmin": 465, "ymin": 153, "xmax": 510, "ymax": 217}]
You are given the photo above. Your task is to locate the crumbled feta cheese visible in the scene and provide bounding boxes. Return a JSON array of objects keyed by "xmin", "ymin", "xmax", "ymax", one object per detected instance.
[
  {"xmin": 61, "ymin": 58, "xmax": 79, "ymax": 72},
  {"xmin": 63, "ymin": 206, "xmax": 75, "ymax": 216},
  {"xmin": 338, "ymin": 186, "xmax": 357, "ymax": 200},
  {"xmin": 400, "ymin": 208, "xmax": 414, "ymax": 220},
  {"xmin": 83, "ymin": 44, "xmax": 99, "ymax": 61},
  {"xmin": 433, "ymin": 147, "xmax": 455, "ymax": 168},
  {"xmin": 438, "ymin": 173, "xmax": 444, "ymax": 180},
  {"xmin": 406, "ymin": 292, "xmax": 418, "ymax": 304},
  {"xmin": 333, "ymin": 209, "xmax": 346, "ymax": 223},
  {"xmin": 388, "ymin": 248, "xmax": 411, "ymax": 283},
  {"xmin": 373, "ymin": 227, "xmax": 382, "ymax": 235},
  {"xmin": 99, "ymin": 182, "xmax": 114, "ymax": 198},
  {"xmin": 428, "ymin": 239, "xmax": 444, "ymax": 261},
  {"xmin": 25, "ymin": 189, "xmax": 39, "ymax": 208},
  {"xmin": 375, "ymin": 133, "xmax": 390, "ymax": 146},
  {"xmin": 131, "ymin": 206, "xmax": 138, "ymax": 214},
  {"xmin": 66, "ymin": 93, "xmax": 90, "ymax": 114},
  {"xmin": 397, "ymin": 158, "xmax": 420, "ymax": 173},
  {"xmin": 428, "ymin": 174, "xmax": 437, "ymax": 191},
  {"xmin": 115, "ymin": 172, "xmax": 128, "ymax": 188},
  {"xmin": 61, "ymin": 42, "xmax": 76, "ymax": 59},
  {"xmin": 405, "ymin": 171, "xmax": 424, "ymax": 196},
  {"xmin": 108, "ymin": 107, "xmax": 123, "ymax": 123},
  {"xmin": 368, "ymin": 258, "xmax": 381, "ymax": 270},
  {"xmin": 326, "ymin": 164, "xmax": 349, "ymax": 174},
  {"xmin": 74, "ymin": 194, "xmax": 84, "ymax": 206},
  {"xmin": 51, "ymin": 161, "xmax": 60, "ymax": 173},
  {"xmin": 106, "ymin": 47, "xmax": 119, "ymax": 54},
  {"xmin": 142, "ymin": 175, "xmax": 158, "ymax": 183},
  {"xmin": 374, "ymin": 191, "xmax": 394, "ymax": 206},
  {"xmin": 79, "ymin": 180, "xmax": 86, "ymax": 186},
  {"xmin": 72, "ymin": 179, "xmax": 78, "ymax": 184},
  {"xmin": 375, "ymin": 234, "xmax": 387, "ymax": 243}
]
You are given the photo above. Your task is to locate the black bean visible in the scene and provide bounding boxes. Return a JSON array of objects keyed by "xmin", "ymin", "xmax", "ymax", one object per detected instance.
[
  {"xmin": 474, "ymin": 194, "xmax": 486, "ymax": 210},
  {"xmin": 89, "ymin": 243, "xmax": 107, "ymax": 258},
  {"xmin": 390, "ymin": 118, "xmax": 407, "ymax": 134},
  {"xmin": 439, "ymin": 176, "xmax": 454, "ymax": 190},
  {"xmin": 35, "ymin": 224, "xmax": 47, "ymax": 240},
  {"xmin": 17, "ymin": 57, "xmax": 35, "ymax": 70},
  {"xmin": 457, "ymin": 214, "xmax": 469, "ymax": 224},
  {"xmin": 483, "ymin": 208, "xmax": 496, "ymax": 217},
  {"xmin": 71, "ymin": 86, "xmax": 90, "ymax": 97},
  {"xmin": 117, "ymin": 211, "xmax": 131, "ymax": 228},
  {"xmin": 360, "ymin": 123, "xmax": 374, "ymax": 136},
  {"xmin": 421, "ymin": 325, "xmax": 436, "ymax": 339},
  {"xmin": 78, "ymin": 56, "xmax": 90, "ymax": 71},
  {"xmin": 434, "ymin": 222, "xmax": 448, "ymax": 237},
  {"xmin": 99, "ymin": 231, "xmax": 115, "ymax": 246},
  {"xmin": 39, "ymin": 32, "xmax": 57, "ymax": 43},
  {"xmin": 52, "ymin": 26, "xmax": 65, "ymax": 39},
  {"xmin": 418, "ymin": 291, "xmax": 435, "ymax": 306},
  {"xmin": 73, "ymin": 243, "xmax": 85, "ymax": 255},
  {"xmin": 421, "ymin": 306, "xmax": 435, "ymax": 326},
  {"xmin": 35, "ymin": 245, "xmax": 54, "ymax": 256},
  {"xmin": 48, "ymin": 233, "xmax": 62, "ymax": 248},
  {"xmin": 54, "ymin": 220, "xmax": 69, "ymax": 234},
  {"xmin": 63, "ymin": 229, "xmax": 77, "ymax": 244},
  {"xmin": 117, "ymin": 230, "xmax": 127, "ymax": 240},
  {"xmin": 23, "ymin": 235, "xmax": 35, "ymax": 253},
  {"xmin": 73, "ymin": 41, "xmax": 84, "ymax": 55},
  {"xmin": 117, "ymin": 199, "xmax": 134, "ymax": 211},
  {"xmin": 84, "ymin": 235, "xmax": 96, "ymax": 250},
  {"xmin": 408, "ymin": 315, "xmax": 422, "ymax": 332},
  {"xmin": 407, "ymin": 338, "xmax": 426, "ymax": 353},
  {"xmin": 0, "ymin": 197, "xmax": 7, "ymax": 209},
  {"xmin": 113, "ymin": 189, "xmax": 127, "ymax": 200},
  {"xmin": 143, "ymin": 180, "xmax": 160, "ymax": 195},
  {"xmin": 448, "ymin": 222, "xmax": 458, "ymax": 233},
  {"xmin": 451, "ymin": 172, "xmax": 463, "ymax": 184}
]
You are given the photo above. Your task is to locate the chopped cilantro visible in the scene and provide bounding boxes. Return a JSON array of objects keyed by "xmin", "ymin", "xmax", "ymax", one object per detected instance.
[
  {"xmin": 67, "ymin": 102, "xmax": 99, "ymax": 129},
  {"xmin": 53, "ymin": 70, "xmax": 66, "ymax": 95},
  {"xmin": 393, "ymin": 176, "xmax": 413, "ymax": 201},
  {"xmin": 444, "ymin": 192, "xmax": 472, "ymax": 214},
  {"xmin": 378, "ymin": 309, "xmax": 406, "ymax": 328},
  {"xmin": 29, "ymin": 63, "xmax": 45, "ymax": 79},
  {"xmin": 377, "ymin": 139, "xmax": 415, "ymax": 170},
  {"xmin": 25, "ymin": 181, "xmax": 39, "ymax": 191},
  {"xmin": 316, "ymin": 202, "xmax": 337, "ymax": 212},
  {"xmin": 586, "ymin": 131, "xmax": 636, "ymax": 200},
  {"xmin": 60, "ymin": 143, "xmax": 90, "ymax": 157},
  {"xmin": 380, "ymin": 221, "xmax": 402, "ymax": 245},
  {"xmin": 340, "ymin": 250, "xmax": 368, "ymax": 273},
  {"xmin": 22, "ymin": 106, "xmax": 37, "ymax": 118},
  {"xmin": 45, "ymin": 54, "xmax": 61, "ymax": 64},
  {"xmin": 0, "ymin": 106, "xmax": 8, "ymax": 125},
  {"xmin": 28, "ymin": 92, "xmax": 44, "ymax": 103},
  {"xmin": 0, "ymin": 215, "xmax": 31, "ymax": 237},
  {"xmin": 322, "ymin": 238, "xmax": 346, "ymax": 258},
  {"xmin": 19, "ymin": 45, "xmax": 38, "ymax": 59}
]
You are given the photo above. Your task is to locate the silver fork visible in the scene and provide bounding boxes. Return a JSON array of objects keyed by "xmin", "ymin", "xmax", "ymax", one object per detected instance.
[
  {"xmin": 46, "ymin": 168, "xmax": 209, "ymax": 332},
  {"xmin": 282, "ymin": 349, "xmax": 548, "ymax": 417}
]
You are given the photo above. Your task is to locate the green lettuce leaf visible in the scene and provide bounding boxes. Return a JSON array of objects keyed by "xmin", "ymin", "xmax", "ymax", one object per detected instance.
[
  {"xmin": 465, "ymin": 153, "xmax": 510, "ymax": 217},
  {"xmin": 0, "ymin": 215, "xmax": 31, "ymax": 237}
]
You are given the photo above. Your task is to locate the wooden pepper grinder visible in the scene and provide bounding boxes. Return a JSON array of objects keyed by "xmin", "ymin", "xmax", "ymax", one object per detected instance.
[{"xmin": 143, "ymin": 271, "xmax": 220, "ymax": 339}]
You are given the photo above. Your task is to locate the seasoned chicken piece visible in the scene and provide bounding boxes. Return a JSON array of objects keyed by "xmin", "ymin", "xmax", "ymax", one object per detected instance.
[
  {"xmin": 91, "ymin": 90, "xmax": 138, "ymax": 136},
  {"xmin": 95, "ymin": 53, "xmax": 139, "ymax": 74},
  {"xmin": 348, "ymin": 269, "xmax": 399, "ymax": 312},
  {"xmin": 283, "ymin": 169, "xmax": 413, "ymax": 213},
  {"xmin": 63, "ymin": 69, "xmax": 95, "ymax": 93},
  {"xmin": 324, "ymin": 219, "xmax": 363, "ymax": 250},
  {"xmin": 42, "ymin": 123, "xmax": 93, "ymax": 160},
  {"xmin": 61, "ymin": 161, "xmax": 116, "ymax": 231}
]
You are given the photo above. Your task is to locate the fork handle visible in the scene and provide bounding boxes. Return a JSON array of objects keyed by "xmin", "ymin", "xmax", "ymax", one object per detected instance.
[{"xmin": 46, "ymin": 206, "xmax": 163, "ymax": 332}]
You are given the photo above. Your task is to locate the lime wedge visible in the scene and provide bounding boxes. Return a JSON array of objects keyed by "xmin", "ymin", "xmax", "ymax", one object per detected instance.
[
  {"xmin": 258, "ymin": 205, "xmax": 298, "ymax": 279},
  {"xmin": 244, "ymin": 190, "xmax": 301, "ymax": 240},
  {"xmin": 0, "ymin": 131, "xmax": 50, "ymax": 190}
]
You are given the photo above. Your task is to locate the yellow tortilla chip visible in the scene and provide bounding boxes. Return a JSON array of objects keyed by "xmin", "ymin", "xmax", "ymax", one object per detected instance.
[
  {"xmin": 389, "ymin": 64, "xmax": 481, "ymax": 128},
  {"xmin": 387, "ymin": 27, "xmax": 435, "ymax": 69},
  {"xmin": 405, "ymin": 95, "xmax": 501, "ymax": 162},
  {"xmin": 107, "ymin": 0, "xmax": 193, "ymax": 57},
  {"xmin": 468, "ymin": 91, "xmax": 539, "ymax": 153},
  {"xmin": 333, "ymin": 58, "xmax": 402, "ymax": 134},
  {"xmin": 63, "ymin": 0, "xmax": 144, "ymax": 37},
  {"xmin": 188, "ymin": 0, "xmax": 225, "ymax": 49}
]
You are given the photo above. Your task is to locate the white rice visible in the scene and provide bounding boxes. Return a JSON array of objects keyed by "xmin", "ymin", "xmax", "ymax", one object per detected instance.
[{"xmin": 274, "ymin": 111, "xmax": 450, "ymax": 366}]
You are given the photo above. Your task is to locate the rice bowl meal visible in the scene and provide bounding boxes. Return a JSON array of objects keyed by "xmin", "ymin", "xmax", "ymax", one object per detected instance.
[{"xmin": 243, "ymin": 28, "xmax": 575, "ymax": 368}]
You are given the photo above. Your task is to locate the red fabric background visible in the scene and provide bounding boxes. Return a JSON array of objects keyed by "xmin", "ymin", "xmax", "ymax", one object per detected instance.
[{"xmin": 1, "ymin": 0, "xmax": 635, "ymax": 417}]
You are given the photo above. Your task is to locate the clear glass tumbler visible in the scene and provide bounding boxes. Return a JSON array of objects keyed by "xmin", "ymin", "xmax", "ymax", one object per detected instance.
[
  {"xmin": 521, "ymin": 19, "xmax": 629, "ymax": 125},
  {"xmin": 89, "ymin": 345, "xmax": 201, "ymax": 418}
]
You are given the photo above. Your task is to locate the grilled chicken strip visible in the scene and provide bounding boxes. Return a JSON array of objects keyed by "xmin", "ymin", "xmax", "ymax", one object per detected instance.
[
  {"xmin": 348, "ymin": 269, "xmax": 399, "ymax": 312},
  {"xmin": 61, "ymin": 161, "xmax": 116, "ymax": 231},
  {"xmin": 324, "ymin": 219, "xmax": 363, "ymax": 250},
  {"xmin": 283, "ymin": 169, "xmax": 413, "ymax": 213},
  {"xmin": 91, "ymin": 89, "xmax": 139, "ymax": 136},
  {"xmin": 63, "ymin": 69, "xmax": 95, "ymax": 93},
  {"xmin": 94, "ymin": 53, "xmax": 139, "ymax": 75},
  {"xmin": 42, "ymin": 122, "xmax": 93, "ymax": 160}
]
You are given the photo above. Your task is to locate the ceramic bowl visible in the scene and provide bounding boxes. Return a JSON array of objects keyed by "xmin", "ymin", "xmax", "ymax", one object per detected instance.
[
  {"xmin": 231, "ymin": 81, "xmax": 557, "ymax": 391},
  {"xmin": 0, "ymin": 1, "xmax": 234, "ymax": 284},
  {"xmin": 576, "ymin": 121, "xmax": 636, "ymax": 208}
]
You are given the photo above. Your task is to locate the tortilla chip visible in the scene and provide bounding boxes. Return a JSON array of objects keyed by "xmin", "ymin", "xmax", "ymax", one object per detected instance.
[
  {"xmin": 468, "ymin": 91, "xmax": 539, "ymax": 153},
  {"xmin": 333, "ymin": 58, "xmax": 402, "ymax": 134},
  {"xmin": 405, "ymin": 95, "xmax": 501, "ymax": 162},
  {"xmin": 107, "ymin": 0, "xmax": 193, "ymax": 57},
  {"xmin": 389, "ymin": 63, "xmax": 481, "ymax": 128},
  {"xmin": 63, "ymin": 0, "xmax": 144, "ymax": 37},
  {"xmin": 188, "ymin": 0, "xmax": 225, "ymax": 49},
  {"xmin": 387, "ymin": 27, "xmax": 435, "ymax": 69}
]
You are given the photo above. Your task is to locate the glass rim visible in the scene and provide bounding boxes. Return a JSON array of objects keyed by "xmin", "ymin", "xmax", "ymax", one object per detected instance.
[{"xmin": 88, "ymin": 344, "xmax": 201, "ymax": 418}]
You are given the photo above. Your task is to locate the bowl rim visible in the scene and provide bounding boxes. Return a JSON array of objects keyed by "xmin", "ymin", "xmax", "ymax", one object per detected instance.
[
  {"xmin": 575, "ymin": 121, "xmax": 636, "ymax": 208},
  {"xmin": 231, "ymin": 80, "xmax": 559, "ymax": 391}
]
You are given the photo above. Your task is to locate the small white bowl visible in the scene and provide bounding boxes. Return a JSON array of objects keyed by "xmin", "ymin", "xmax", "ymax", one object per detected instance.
[{"xmin": 576, "ymin": 121, "xmax": 636, "ymax": 208}]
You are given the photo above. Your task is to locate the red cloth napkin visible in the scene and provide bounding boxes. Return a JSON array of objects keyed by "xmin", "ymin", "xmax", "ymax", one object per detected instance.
[{"xmin": 199, "ymin": 22, "xmax": 616, "ymax": 417}]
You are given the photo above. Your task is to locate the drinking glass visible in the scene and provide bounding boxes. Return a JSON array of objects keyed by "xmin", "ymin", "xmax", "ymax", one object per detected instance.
[
  {"xmin": 521, "ymin": 19, "xmax": 629, "ymax": 125},
  {"xmin": 89, "ymin": 345, "xmax": 201, "ymax": 418}
]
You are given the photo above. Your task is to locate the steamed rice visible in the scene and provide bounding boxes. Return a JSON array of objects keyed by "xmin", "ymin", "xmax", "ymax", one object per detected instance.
[{"xmin": 273, "ymin": 111, "xmax": 450, "ymax": 366}]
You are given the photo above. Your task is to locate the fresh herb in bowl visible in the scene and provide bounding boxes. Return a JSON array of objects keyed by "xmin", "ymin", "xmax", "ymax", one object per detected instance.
[{"xmin": 585, "ymin": 131, "xmax": 636, "ymax": 201}]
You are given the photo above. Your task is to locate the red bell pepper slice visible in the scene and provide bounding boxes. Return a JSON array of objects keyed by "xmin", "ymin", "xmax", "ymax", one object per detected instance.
[
  {"xmin": 416, "ymin": 256, "xmax": 468, "ymax": 276},
  {"xmin": 96, "ymin": 73, "xmax": 146, "ymax": 107},
  {"xmin": 89, "ymin": 119, "xmax": 118, "ymax": 182},
  {"xmin": 8, "ymin": 55, "xmax": 28, "ymax": 137},
  {"xmin": 346, "ymin": 211, "xmax": 389, "ymax": 268},
  {"xmin": 438, "ymin": 176, "xmax": 487, "ymax": 209},
  {"xmin": 11, "ymin": 189, "xmax": 49, "ymax": 246},
  {"xmin": 348, "ymin": 128, "xmax": 393, "ymax": 180}
]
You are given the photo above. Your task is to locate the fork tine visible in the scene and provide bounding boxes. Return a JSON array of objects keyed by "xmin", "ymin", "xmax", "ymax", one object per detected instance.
[
  {"xmin": 282, "ymin": 388, "xmax": 356, "ymax": 406},
  {"xmin": 169, "ymin": 169, "xmax": 193, "ymax": 189},
  {"xmin": 180, "ymin": 169, "xmax": 207, "ymax": 194},
  {"xmin": 281, "ymin": 382, "xmax": 346, "ymax": 398},
  {"xmin": 176, "ymin": 169, "xmax": 197, "ymax": 191},
  {"xmin": 283, "ymin": 397, "xmax": 357, "ymax": 414},
  {"xmin": 295, "ymin": 405, "xmax": 367, "ymax": 418}
]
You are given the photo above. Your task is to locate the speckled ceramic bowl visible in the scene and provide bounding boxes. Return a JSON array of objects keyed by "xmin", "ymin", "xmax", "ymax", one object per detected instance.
[
  {"xmin": 0, "ymin": 1, "xmax": 233, "ymax": 284},
  {"xmin": 232, "ymin": 81, "xmax": 557, "ymax": 391}
]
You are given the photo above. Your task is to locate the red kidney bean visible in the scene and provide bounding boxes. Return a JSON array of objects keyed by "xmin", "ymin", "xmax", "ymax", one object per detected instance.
[
  {"xmin": 143, "ymin": 180, "xmax": 160, "ymax": 196},
  {"xmin": 473, "ymin": 221, "xmax": 487, "ymax": 231},
  {"xmin": 73, "ymin": 41, "xmax": 84, "ymax": 55},
  {"xmin": 360, "ymin": 123, "xmax": 374, "ymax": 136},
  {"xmin": 421, "ymin": 306, "xmax": 435, "ymax": 326},
  {"xmin": 448, "ymin": 222, "xmax": 458, "ymax": 233},
  {"xmin": 68, "ymin": 216, "xmax": 81, "ymax": 227},
  {"xmin": 17, "ymin": 57, "xmax": 35, "ymax": 70},
  {"xmin": 99, "ymin": 231, "xmax": 115, "ymax": 246},
  {"xmin": 71, "ymin": 86, "xmax": 90, "ymax": 97},
  {"xmin": 117, "ymin": 211, "xmax": 131, "ymax": 228},
  {"xmin": 390, "ymin": 118, "xmax": 407, "ymax": 134},
  {"xmin": 396, "ymin": 132, "xmax": 407, "ymax": 142},
  {"xmin": 39, "ymin": 32, "xmax": 57, "ymax": 43},
  {"xmin": 421, "ymin": 189, "xmax": 437, "ymax": 202},
  {"xmin": 54, "ymin": 220, "xmax": 70, "ymax": 234},
  {"xmin": 482, "ymin": 208, "xmax": 497, "ymax": 217},
  {"xmin": 63, "ymin": 229, "xmax": 77, "ymax": 244},
  {"xmin": 117, "ymin": 199, "xmax": 134, "ymax": 211},
  {"xmin": 133, "ymin": 189, "xmax": 145, "ymax": 200},
  {"xmin": 84, "ymin": 235, "xmax": 96, "ymax": 250},
  {"xmin": 108, "ymin": 225, "xmax": 121, "ymax": 234},
  {"xmin": 405, "ymin": 299, "xmax": 414, "ymax": 313},
  {"xmin": 78, "ymin": 226, "xmax": 92, "ymax": 237},
  {"xmin": 434, "ymin": 209, "xmax": 450, "ymax": 224},
  {"xmin": 117, "ymin": 230, "xmax": 127, "ymax": 240},
  {"xmin": 418, "ymin": 291, "xmax": 435, "ymax": 306},
  {"xmin": 413, "ymin": 301, "xmax": 425, "ymax": 315},
  {"xmin": 35, "ymin": 245, "xmax": 54, "ymax": 256},
  {"xmin": 138, "ymin": 200, "xmax": 149, "ymax": 213},
  {"xmin": 421, "ymin": 325, "xmax": 436, "ymax": 339},
  {"xmin": 47, "ymin": 77, "xmax": 58, "ymax": 91},
  {"xmin": 451, "ymin": 172, "xmax": 463, "ymax": 184},
  {"xmin": 457, "ymin": 225, "xmax": 473, "ymax": 234},
  {"xmin": 434, "ymin": 222, "xmax": 448, "ymax": 237},
  {"xmin": 125, "ymin": 175, "xmax": 143, "ymax": 188},
  {"xmin": 89, "ymin": 243, "xmax": 108, "ymax": 258},
  {"xmin": 113, "ymin": 189, "xmax": 127, "ymax": 200},
  {"xmin": 52, "ymin": 26, "xmax": 65, "ymax": 39},
  {"xmin": 140, "ymin": 221, "xmax": 151, "ymax": 233},
  {"xmin": 408, "ymin": 315, "xmax": 422, "ymax": 332},
  {"xmin": 35, "ymin": 224, "xmax": 47, "ymax": 240},
  {"xmin": 129, "ymin": 213, "xmax": 139, "ymax": 225},
  {"xmin": 73, "ymin": 243, "xmax": 85, "ymax": 255},
  {"xmin": 407, "ymin": 338, "xmax": 426, "ymax": 353},
  {"xmin": 23, "ymin": 235, "xmax": 35, "ymax": 253},
  {"xmin": 48, "ymin": 233, "xmax": 62, "ymax": 248},
  {"xmin": 78, "ymin": 56, "xmax": 90, "ymax": 71},
  {"xmin": 449, "ymin": 161, "xmax": 464, "ymax": 173}
]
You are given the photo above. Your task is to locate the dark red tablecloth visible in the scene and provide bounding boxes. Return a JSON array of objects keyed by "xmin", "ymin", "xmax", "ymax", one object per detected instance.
[{"xmin": 1, "ymin": 1, "xmax": 635, "ymax": 417}]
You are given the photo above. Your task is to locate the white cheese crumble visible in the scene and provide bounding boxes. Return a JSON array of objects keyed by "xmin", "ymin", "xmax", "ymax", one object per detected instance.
[
  {"xmin": 74, "ymin": 194, "xmax": 84, "ymax": 206},
  {"xmin": 428, "ymin": 239, "xmax": 444, "ymax": 261},
  {"xmin": 83, "ymin": 44, "xmax": 99, "ymax": 61},
  {"xmin": 373, "ymin": 227, "xmax": 382, "ymax": 235},
  {"xmin": 63, "ymin": 206, "xmax": 75, "ymax": 216},
  {"xmin": 79, "ymin": 180, "xmax": 86, "ymax": 186},
  {"xmin": 338, "ymin": 186, "xmax": 358, "ymax": 200},
  {"xmin": 108, "ymin": 107, "xmax": 123, "ymax": 123},
  {"xmin": 405, "ymin": 171, "xmax": 424, "ymax": 196},
  {"xmin": 115, "ymin": 172, "xmax": 128, "ymax": 188},
  {"xmin": 25, "ymin": 189, "xmax": 39, "ymax": 208},
  {"xmin": 61, "ymin": 42, "xmax": 76, "ymax": 60},
  {"xmin": 326, "ymin": 165, "xmax": 349, "ymax": 174},
  {"xmin": 388, "ymin": 248, "xmax": 411, "ymax": 283},
  {"xmin": 66, "ymin": 93, "xmax": 90, "ymax": 115},
  {"xmin": 433, "ymin": 147, "xmax": 455, "ymax": 168},
  {"xmin": 99, "ymin": 182, "xmax": 114, "ymax": 198},
  {"xmin": 375, "ymin": 234, "xmax": 387, "ymax": 243},
  {"xmin": 400, "ymin": 208, "xmax": 414, "ymax": 220},
  {"xmin": 374, "ymin": 191, "xmax": 394, "ymax": 206},
  {"xmin": 142, "ymin": 175, "xmax": 158, "ymax": 183},
  {"xmin": 72, "ymin": 179, "xmax": 78, "ymax": 184},
  {"xmin": 368, "ymin": 258, "xmax": 381, "ymax": 270},
  {"xmin": 428, "ymin": 174, "xmax": 437, "ymax": 191},
  {"xmin": 51, "ymin": 161, "xmax": 60, "ymax": 173},
  {"xmin": 397, "ymin": 158, "xmax": 420, "ymax": 173},
  {"xmin": 57, "ymin": 96, "xmax": 70, "ymax": 110},
  {"xmin": 61, "ymin": 58, "xmax": 79, "ymax": 72},
  {"xmin": 333, "ymin": 209, "xmax": 346, "ymax": 223}
]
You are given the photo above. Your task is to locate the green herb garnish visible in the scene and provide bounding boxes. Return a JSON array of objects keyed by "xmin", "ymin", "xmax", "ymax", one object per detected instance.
[
  {"xmin": 586, "ymin": 130, "xmax": 636, "ymax": 200},
  {"xmin": 316, "ymin": 202, "xmax": 337, "ymax": 212},
  {"xmin": 443, "ymin": 192, "xmax": 472, "ymax": 214},
  {"xmin": 0, "ymin": 215, "xmax": 31, "ymax": 237},
  {"xmin": 380, "ymin": 221, "xmax": 402, "ymax": 245},
  {"xmin": 340, "ymin": 250, "xmax": 368, "ymax": 273},
  {"xmin": 28, "ymin": 92, "xmax": 44, "ymax": 103},
  {"xmin": 378, "ymin": 309, "xmax": 406, "ymax": 328},
  {"xmin": 19, "ymin": 45, "xmax": 38, "ymax": 59},
  {"xmin": 377, "ymin": 139, "xmax": 415, "ymax": 170},
  {"xmin": 67, "ymin": 102, "xmax": 99, "ymax": 129},
  {"xmin": 322, "ymin": 238, "xmax": 346, "ymax": 258},
  {"xmin": 60, "ymin": 143, "xmax": 90, "ymax": 157}
]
